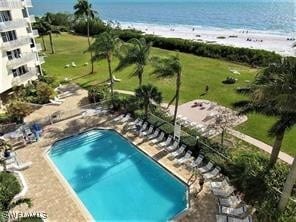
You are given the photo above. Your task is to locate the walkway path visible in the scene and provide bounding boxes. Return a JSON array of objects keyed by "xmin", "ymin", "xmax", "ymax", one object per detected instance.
[{"xmin": 228, "ymin": 129, "xmax": 294, "ymax": 165}]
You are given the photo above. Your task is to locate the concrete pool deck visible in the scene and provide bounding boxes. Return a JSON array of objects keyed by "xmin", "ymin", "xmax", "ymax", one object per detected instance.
[{"xmin": 13, "ymin": 85, "xmax": 217, "ymax": 221}]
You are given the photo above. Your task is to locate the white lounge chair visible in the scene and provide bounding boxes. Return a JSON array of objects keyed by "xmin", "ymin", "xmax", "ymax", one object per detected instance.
[
  {"xmin": 7, "ymin": 161, "xmax": 32, "ymax": 171},
  {"xmin": 113, "ymin": 114, "xmax": 125, "ymax": 122},
  {"xmin": 175, "ymin": 150, "xmax": 193, "ymax": 165},
  {"xmin": 140, "ymin": 122, "xmax": 148, "ymax": 132},
  {"xmin": 228, "ymin": 216, "xmax": 252, "ymax": 222},
  {"xmin": 169, "ymin": 145, "xmax": 186, "ymax": 159},
  {"xmin": 54, "ymin": 96, "xmax": 65, "ymax": 102},
  {"xmin": 219, "ymin": 195, "xmax": 241, "ymax": 208},
  {"xmin": 147, "ymin": 128, "xmax": 160, "ymax": 140},
  {"xmin": 220, "ymin": 206, "xmax": 246, "ymax": 216},
  {"xmin": 165, "ymin": 140, "xmax": 179, "ymax": 152},
  {"xmin": 198, "ymin": 161, "xmax": 214, "ymax": 173},
  {"xmin": 141, "ymin": 126, "xmax": 154, "ymax": 137},
  {"xmin": 216, "ymin": 214, "xmax": 227, "ymax": 222},
  {"xmin": 151, "ymin": 132, "xmax": 165, "ymax": 144},
  {"xmin": 128, "ymin": 118, "xmax": 140, "ymax": 126},
  {"xmin": 49, "ymin": 99, "xmax": 62, "ymax": 105},
  {"xmin": 158, "ymin": 135, "xmax": 172, "ymax": 148},
  {"xmin": 203, "ymin": 166, "xmax": 221, "ymax": 180},
  {"xmin": 120, "ymin": 113, "xmax": 131, "ymax": 123},
  {"xmin": 112, "ymin": 75, "xmax": 122, "ymax": 82},
  {"xmin": 71, "ymin": 62, "xmax": 77, "ymax": 67},
  {"xmin": 186, "ymin": 154, "xmax": 204, "ymax": 168},
  {"xmin": 212, "ymin": 185, "xmax": 235, "ymax": 197},
  {"xmin": 211, "ymin": 179, "xmax": 229, "ymax": 190}
]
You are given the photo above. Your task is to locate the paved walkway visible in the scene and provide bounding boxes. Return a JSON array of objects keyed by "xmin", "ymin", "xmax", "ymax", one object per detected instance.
[{"xmin": 228, "ymin": 129, "xmax": 294, "ymax": 165}]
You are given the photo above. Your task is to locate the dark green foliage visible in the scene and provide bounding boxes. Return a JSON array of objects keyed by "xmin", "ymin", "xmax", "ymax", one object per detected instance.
[
  {"xmin": 222, "ymin": 76, "xmax": 236, "ymax": 84},
  {"xmin": 0, "ymin": 172, "xmax": 21, "ymax": 211},
  {"xmin": 87, "ymin": 86, "xmax": 106, "ymax": 103},
  {"xmin": 72, "ymin": 19, "xmax": 106, "ymax": 36}
]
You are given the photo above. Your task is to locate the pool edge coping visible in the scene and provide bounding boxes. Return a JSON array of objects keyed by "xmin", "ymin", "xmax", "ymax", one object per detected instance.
[{"xmin": 45, "ymin": 127, "xmax": 191, "ymax": 221}]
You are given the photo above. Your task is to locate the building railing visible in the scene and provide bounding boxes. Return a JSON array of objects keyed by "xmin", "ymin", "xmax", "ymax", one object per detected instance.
[
  {"xmin": 28, "ymin": 15, "xmax": 35, "ymax": 23},
  {"xmin": 11, "ymin": 67, "xmax": 39, "ymax": 86},
  {"xmin": 32, "ymin": 29, "xmax": 39, "ymax": 37},
  {"xmin": 21, "ymin": 0, "xmax": 32, "ymax": 8},
  {"xmin": 6, "ymin": 52, "xmax": 37, "ymax": 69},
  {"xmin": 1, "ymin": 36, "xmax": 31, "ymax": 50},
  {"xmin": 37, "ymin": 56, "xmax": 45, "ymax": 65},
  {"xmin": 0, "ymin": 19, "xmax": 27, "ymax": 32},
  {"xmin": 35, "ymin": 43, "xmax": 42, "ymax": 51},
  {"xmin": 0, "ymin": 0, "xmax": 23, "ymax": 9}
]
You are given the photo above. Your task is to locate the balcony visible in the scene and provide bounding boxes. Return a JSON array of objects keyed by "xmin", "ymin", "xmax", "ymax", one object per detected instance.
[
  {"xmin": 0, "ymin": 0, "xmax": 23, "ymax": 9},
  {"xmin": 35, "ymin": 43, "xmax": 43, "ymax": 51},
  {"xmin": 11, "ymin": 67, "xmax": 39, "ymax": 87},
  {"xmin": 6, "ymin": 52, "xmax": 37, "ymax": 69},
  {"xmin": 32, "ymin": 29, "xmax": 39, "ymax": 37},
  {"xmin": 0, "ymin": 19, "xmax": 27, "ymax": 32},
  {"xmin": 1, "ymin": 36, "xmax": 31, "ymax": 50},
  {"xmin": 27, "ymin": 15, "xmax": 35, "ymax": 23},
  {"xmin": 36, "ymin": 56, "xmax": 45, "ymax": 65},
  {"xmin": 21, "ymin": 0, "xmax": 32, "ymax": 8}
]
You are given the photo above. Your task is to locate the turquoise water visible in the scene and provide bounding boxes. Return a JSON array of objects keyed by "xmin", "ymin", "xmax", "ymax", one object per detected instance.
[
  {"xmin": 32, "ymin": 0, "xmax": 295, "ymax": 34},
  {"xmin": 49, "ymin": 129, "xmax": 188, "ymax": 221}
]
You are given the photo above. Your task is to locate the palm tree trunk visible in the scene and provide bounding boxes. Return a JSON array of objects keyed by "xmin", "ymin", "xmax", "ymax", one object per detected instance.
[
  {"xmin": 107, "ymin": 56, "xmax": 114, "ymax": 102},
  {"xmin": 173, "ymin": 72, "xmax": 181, "ymax": 124},
  {"xmin": 87, "ymin": 19, "xmax": 94, "ymax": 74},
  {"xmin": 278, "ymin": 157, "xmax": 296, "ymax": 211},
  {"xmin": 268, "ymin": 130, "xmax": 285, "ymax": 168},
  {"xmin": 139, "ymin": 73, "xmax": 143, "ymax": 87},
  {"xmin": 41, "ymin": 35, "xmax": 46, "ymax": 51},
  {"xmin": 144, "ymin": 103, "xmax": 149, "ymax": 119},
  {"xmin": 49, "ymin": 33, "xmax": 55, "ymax": 54}
]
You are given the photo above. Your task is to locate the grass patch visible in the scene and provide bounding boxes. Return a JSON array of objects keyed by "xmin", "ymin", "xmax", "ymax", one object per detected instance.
[{"xmin": 39, "ymin": 33, "xmax": 296, "ymax": 155}]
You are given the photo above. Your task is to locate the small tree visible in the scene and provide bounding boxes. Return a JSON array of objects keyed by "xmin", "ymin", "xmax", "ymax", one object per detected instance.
[
  {"xmin": 36, "ymin": 82, "xmax": 55, "ymax": 104},
  {"xmin": 6, "ymin": 100, "xmax": 32, "ymax": 124},
  {"xmin": 135, "ymin": 84, "xmax": 162, "ymax": 118},
  {"xmin": 0, "ymin": 139, "xmax": 12, "ymax": 171}
]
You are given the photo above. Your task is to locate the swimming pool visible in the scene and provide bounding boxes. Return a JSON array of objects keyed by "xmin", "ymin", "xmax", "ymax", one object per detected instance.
[{"xmin": 49, "ymin": 129, "xmax": 188, "ymax": 221}]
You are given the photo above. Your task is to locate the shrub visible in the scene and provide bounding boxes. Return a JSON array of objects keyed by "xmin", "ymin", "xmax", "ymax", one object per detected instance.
[
  {"xmin": 88, "ymin": 87, "xmax": 106, "ymax": 103},
  {"xmin": 6, "ymin": 100, "xmax": 33, "ymax": 123},
  {"xmin": 0, "ymin": 172, "xmax": 21, "ymax": 211},
  {"xmin": 73, "ymin": 19, "xmax": 106, "ymax": 36},
  {"xmin": 35, "ymin": 82, "xmax": 55, "ymax": 104},
  {"xmin": 222, "ymin": 76, "xmax": 236, "ymax": 84}
]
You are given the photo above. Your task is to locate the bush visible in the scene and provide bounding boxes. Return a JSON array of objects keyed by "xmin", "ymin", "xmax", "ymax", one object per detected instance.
[
  {"xmin": 0, "ymin": 172, "xmax": 21, "ymax": 211},
  {"xmin": 88, "ymin": 87, "xmax": 107, "ymax": 103},
  {"xmin": 6, "ymin": 100, "xmax": 33, "ymax": 123},
  {"xmin": 73, "ymin": 19, "xmax": 106, "ymax": 36},
  {"xmin": 35, "ymin": 82, "xmax": 55, "ymax": 104},
  {"xmin": 222, "ymin": 76, "xmax": 236, "ymax": 84}
]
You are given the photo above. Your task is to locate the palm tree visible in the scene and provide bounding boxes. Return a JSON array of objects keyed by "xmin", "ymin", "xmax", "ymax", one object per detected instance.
[
  {"xmin": 135, "ymin": 84, "xmax": 162, "ymax": 118},
  {"xmin": 43, "ymin": 13, "xmax": 61, "ymax": 54},
  {"xmin": 88, "ymin": 30, "xmax": 121, "ymax": 103},
  {"xmin": 151, "ymin": 55, "xmax": 182, "ymax": 125},
  {"xmin": 74, "ymin": 0, "xmax": 98, "ymax": 74},
  {"xmin": 116, "ymin": 38, "xmax": 152, "ymax": 86},
  {"xmin": 234, "ymin": 58, "xmax": 296, "ymax": 169},
  {"xmin": 33, "ymin": 17, "xmax": 49, "ymax": 51}
]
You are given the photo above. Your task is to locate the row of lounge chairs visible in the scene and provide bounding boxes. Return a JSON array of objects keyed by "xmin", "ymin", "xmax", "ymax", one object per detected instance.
[{"xmin": 113, "ymin": 113, "xmax": 253, "ymax": 222}]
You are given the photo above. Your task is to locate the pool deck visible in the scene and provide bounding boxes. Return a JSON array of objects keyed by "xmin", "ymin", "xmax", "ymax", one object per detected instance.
[{"xmin": 14, "ymin": 86, "xmax": 217, "ymax": 222}]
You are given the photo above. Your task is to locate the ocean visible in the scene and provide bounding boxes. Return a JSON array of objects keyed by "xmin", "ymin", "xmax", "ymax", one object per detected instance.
[{"xmin": 31, "ymin": 0, "xmax": 295, "ymax": 35}]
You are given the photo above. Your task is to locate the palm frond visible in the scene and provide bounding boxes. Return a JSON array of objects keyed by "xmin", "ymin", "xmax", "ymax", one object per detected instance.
[{"xmin": 8, "ymin": 198, "xmax": 32, "ymax": 210}]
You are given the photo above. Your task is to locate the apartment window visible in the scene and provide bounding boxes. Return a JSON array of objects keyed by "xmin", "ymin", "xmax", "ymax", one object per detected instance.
[
  {"xmin": 22, "ymin": 8, "xmax": 28, "ymax": 18},
  {"xmin": 30, "ymin": 38, "xmax": 35, "ymax": 48},
  {"xmin": 0, "ymin": 11, "xmax": 12, "ymax": 22},
  {"xmin": 1, "ymin": 30, "xmax": 17, "ymax": 42},
  {"xmin": 12, "ymin": 65, "xmax": 29, "ymax": 77},
  {"xmin": 6, "ymin": 49, "xmax": 21, "ymax": 60}
]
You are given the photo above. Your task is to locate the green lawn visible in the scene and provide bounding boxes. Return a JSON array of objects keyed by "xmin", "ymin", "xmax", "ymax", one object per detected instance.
[{"xmin": 39, "ymin": 33, "xmax": 296, "ymax": 156}]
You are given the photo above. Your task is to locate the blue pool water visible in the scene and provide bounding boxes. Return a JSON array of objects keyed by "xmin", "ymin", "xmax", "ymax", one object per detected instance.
[{"xmin": 49, "ymin": 129, "xmax": 188, "ymax": 221}]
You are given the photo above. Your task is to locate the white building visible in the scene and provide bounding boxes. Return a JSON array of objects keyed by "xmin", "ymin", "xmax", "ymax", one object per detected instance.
[{"xmin": 0, "ymin": 0, "xmax": 44, "ymax": 94}]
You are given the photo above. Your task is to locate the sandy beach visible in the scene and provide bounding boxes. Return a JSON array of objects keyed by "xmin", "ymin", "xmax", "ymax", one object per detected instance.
[{"xmin": 120, "ymin": 22, "xmax": 296, "ymax": 57}]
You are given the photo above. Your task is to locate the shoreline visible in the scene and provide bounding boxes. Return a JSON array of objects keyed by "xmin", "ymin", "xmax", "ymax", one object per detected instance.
[{"xmin": 118, "ymin": 22, "xmax": 296, "ymax": 57}]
